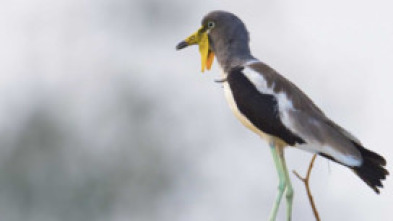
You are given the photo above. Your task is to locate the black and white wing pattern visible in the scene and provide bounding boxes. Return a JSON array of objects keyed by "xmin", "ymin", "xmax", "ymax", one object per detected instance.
[
  {"xmin": 225, "ymin": 66, "xmax": 305, "ymax": 146},
  {"xmin": 225, "ymin": 61, "xmax": 362, "ymax": 167}
]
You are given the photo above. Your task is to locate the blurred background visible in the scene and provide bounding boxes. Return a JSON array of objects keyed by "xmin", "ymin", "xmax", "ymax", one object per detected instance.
[{"xmin": 0, "ymin": 0, "xmax": 392, "ymax": 220}]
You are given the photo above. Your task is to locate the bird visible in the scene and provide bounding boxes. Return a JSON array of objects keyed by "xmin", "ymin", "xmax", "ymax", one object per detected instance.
[{"xmin": 176, "ymin": 10, "xmax": 388, "ymax": 221}]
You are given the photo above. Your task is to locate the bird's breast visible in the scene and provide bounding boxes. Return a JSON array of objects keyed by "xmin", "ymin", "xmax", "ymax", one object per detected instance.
[{"xmin": 221, "ymin": 71, "xmax": 273, "ymax": 142}]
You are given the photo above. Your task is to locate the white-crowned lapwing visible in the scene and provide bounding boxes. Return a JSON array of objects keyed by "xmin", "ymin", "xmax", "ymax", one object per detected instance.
[{"xmin": 176, "ymin": 10, "xmax": 388, "ymax": 221}]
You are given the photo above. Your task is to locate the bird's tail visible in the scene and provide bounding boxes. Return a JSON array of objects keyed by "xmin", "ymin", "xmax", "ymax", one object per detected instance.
[{"xmin": 352, "ymin": 142, "xmax": 389, "ymax": 194}]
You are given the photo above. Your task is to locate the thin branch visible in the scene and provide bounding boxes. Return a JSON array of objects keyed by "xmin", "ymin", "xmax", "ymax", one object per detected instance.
[{"xmin": 293, "ymin": 154, "xmax": 321, "ymax": 221}]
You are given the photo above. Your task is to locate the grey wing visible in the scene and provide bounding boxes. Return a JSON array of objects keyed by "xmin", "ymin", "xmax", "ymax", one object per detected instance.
[
  {"xmin": 281, "ymin": 80, "xmax": 363, "ymax": 166},
  {"xmin": 248, "ymin": 62, "xmax": 362, "ymax": 166}
]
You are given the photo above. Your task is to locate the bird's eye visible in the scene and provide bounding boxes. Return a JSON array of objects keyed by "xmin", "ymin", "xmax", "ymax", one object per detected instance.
[{"xmin": 207, "ymin": 21, "xmax": 215, "ymax": 29}]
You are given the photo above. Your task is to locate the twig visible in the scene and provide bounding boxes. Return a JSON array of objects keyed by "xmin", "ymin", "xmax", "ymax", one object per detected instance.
[{"xmin": 293, "ymin": 154, "xmax": 320, "ymax": 221}]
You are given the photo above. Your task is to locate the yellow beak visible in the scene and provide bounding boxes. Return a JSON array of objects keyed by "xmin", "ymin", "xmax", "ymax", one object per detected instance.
[{"xmin": 176, "ymin": 27, "xmax": 215, "ymax": 72}]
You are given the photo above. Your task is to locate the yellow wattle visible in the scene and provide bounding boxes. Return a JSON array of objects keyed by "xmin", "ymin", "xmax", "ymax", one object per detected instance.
[
  {"xmin": 184, "ymin": 27, "xmax": 215, "ymax": 72},
  {"xmin": 206, "ymin": 50, "xmax": 215, "ymax": 71},
  {"xmin": 198, "ymin": 32, "xmax": 210, "ymax": 72}
]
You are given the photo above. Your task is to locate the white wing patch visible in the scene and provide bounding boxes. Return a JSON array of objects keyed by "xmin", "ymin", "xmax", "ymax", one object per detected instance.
[
  {"xmin": 241, "ymin": 67, "xmax": 362, "ymax": 167},
  {"xmin": 242, "ymin": 67, "xmax": 295, "ymax": 129},
  {"xmin": 294, "ymin": 143, "xmax": 362, "ymax": 166}
]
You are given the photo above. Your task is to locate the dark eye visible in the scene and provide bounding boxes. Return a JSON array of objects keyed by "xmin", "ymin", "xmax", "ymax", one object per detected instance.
[{"xmin": 207, "ymin": 21, "xmax": 215, "ymax": 29}]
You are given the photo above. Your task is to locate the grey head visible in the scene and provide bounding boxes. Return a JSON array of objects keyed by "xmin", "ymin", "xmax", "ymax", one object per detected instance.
[{"xmin": 202, "ymin": 11, "xmax": 255, "ymax": 71}]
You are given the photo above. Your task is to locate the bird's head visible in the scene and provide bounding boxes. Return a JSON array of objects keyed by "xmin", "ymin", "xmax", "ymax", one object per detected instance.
[{"xmin": 176, "ymin": 11, "xmax": 251, "ymax": 72}]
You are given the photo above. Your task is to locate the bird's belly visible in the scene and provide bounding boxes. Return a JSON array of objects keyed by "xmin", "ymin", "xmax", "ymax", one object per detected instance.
[{"xmin": 223, "ymin": 81, "xmax": 273, "ymax": 142}]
